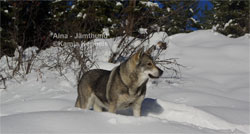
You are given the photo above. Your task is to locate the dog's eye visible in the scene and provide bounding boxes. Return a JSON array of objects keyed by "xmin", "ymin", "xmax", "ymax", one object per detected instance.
[{"xmin": 147, "ymin": 62, "xmax": 152, "ymax": 66}]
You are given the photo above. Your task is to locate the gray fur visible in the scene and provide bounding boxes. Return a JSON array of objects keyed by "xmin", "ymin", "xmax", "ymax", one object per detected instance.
[{"xmin": 75, "ymin": 48, "xmax": 163, "ymax": 116}]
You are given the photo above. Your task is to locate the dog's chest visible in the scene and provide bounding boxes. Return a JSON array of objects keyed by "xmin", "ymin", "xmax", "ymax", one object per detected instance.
[{"xmin": 117, "ymin": 94, "xmax": 138, "ymax": 109}]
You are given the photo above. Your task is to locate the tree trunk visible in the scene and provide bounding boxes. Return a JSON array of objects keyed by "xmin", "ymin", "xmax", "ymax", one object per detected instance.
[{"xmin": 126, "ymin": 0, "xmax": 136, "ymax": 36}]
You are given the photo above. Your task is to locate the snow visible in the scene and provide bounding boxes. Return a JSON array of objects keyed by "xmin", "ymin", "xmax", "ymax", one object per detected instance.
[
  {"xmin": 82, "ymin": 13, "xmax": 86, "ymax": 19},
  {"xmin": 76, "ymin": 12, "xmax": 82, "ymax": 18},
  {"xmin": 190, "ymin": 8, "xmax": 194, "ymax": 13},
  {"xmin": 167, "ymin": 7, "xmax": 171, "ymax": 12},
  {"xmin": 23, "ymin": 46, "xmax": 39, "ymax": 60},
  {"xmin": 116, "ymin": 2, "xmax": 122, "ymax": 6},
  {"xmin": 108, "ymin": 18, "xmax": 112, "ymax": 22},
  {"xmin": 102, "ymin": 28, "xmax": 110, "ymax": 36},
  {"xmin": 138, "ymin": 28, "xmax": 148, "ymax": 34},
  {"xmin": 191, "ymin": 17, "xmax": 198, "ymax": 23},
  {"xmin": 1, "ymin": 30, "xmax": 249, "ymax": 134},
  {"xmin": 224, "ymin": 19, "xmax": 233, "ymax": 29},
  {"xmin": 1, "ymin": 111, "xmax": 221, "ymax": 133},
  {"xmin": 140, "ymin": 1, "xmax": 159, "ymax": 7}
]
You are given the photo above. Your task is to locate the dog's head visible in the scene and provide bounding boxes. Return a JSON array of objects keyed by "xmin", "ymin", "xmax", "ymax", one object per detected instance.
[{"xmin": 130, "ymin": 47, "xmax": 163, "ymax": 79}]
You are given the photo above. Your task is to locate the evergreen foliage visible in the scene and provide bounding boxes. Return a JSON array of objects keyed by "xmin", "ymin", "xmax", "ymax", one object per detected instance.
[
  {"xmin": 210, "ymin": 0, "xmax": 249, "ymax": 37},
  {"xmin": 1, "ymin": 0, "xmax": 249, "ymax": 57}
]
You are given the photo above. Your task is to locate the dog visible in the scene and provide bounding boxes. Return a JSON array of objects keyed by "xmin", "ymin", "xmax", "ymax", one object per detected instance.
[{"xmin": 75, "ymin": 47, "xmax": 163, "ymax": 116}]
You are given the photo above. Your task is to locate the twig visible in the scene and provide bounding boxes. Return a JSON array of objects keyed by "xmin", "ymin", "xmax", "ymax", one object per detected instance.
[{"xmin": 0, "ymin": 75, "xmax": 7, "ymax": 89}]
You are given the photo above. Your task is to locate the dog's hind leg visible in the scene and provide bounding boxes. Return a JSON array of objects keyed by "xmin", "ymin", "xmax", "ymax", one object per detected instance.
[
  {"xmin": 93, "ymin": 102, "xmax": 102, "ymax": 112},
  {"xmin": 78, "ymin": 96, "xmax": 87, "ymax": 109},
  {"xmin": 77, "ymin": 84, "xmax": 94, "ymax": 109},
  {"xmin": 75, "ymin": 96, "xmax": 86, "ymax": 109},
  {"xmin": 85, "ymin": 93, "xmax": 95, "ymax": 109},
  {"xmin": 75, "ymin": 96, "xmax": 81, "ymax": 107}
]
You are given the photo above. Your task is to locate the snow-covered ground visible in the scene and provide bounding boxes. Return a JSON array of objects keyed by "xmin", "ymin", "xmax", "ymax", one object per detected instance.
[{"xmin": 1, "ymin": 30, "xmax": 249, "ymax": 134}]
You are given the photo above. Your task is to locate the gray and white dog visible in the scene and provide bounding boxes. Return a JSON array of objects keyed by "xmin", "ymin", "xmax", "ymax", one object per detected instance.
[{"xmin": 75, "ymin": 47, "xmax": 163, "ymax": 116}]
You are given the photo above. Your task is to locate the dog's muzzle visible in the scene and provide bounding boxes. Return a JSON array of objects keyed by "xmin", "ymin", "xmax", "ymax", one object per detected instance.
[{"xmin": 149, "ymin": 68, "xmax": 163, "ymax": 79}]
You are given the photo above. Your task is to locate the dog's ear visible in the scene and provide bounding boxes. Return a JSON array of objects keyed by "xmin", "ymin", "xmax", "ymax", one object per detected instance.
[
  {"xmin": 134, "ymin": 47, "xmax": 144, "ymax": 62},
  {"xmin": 145, "ymin": 45, "xmax": 156, "ymax": 55}
]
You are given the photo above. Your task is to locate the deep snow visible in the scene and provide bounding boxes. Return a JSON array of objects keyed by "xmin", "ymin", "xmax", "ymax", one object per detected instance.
[{"xmin": 0, "ymin": 30, "xmax": 249, "ymax": 134}]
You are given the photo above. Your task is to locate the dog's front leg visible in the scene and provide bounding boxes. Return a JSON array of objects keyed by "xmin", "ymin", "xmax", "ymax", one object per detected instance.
[
  {"xmin": 132, "ymin": 95, "xmax": 145, "ymax": 117},
  {"xmin": 108, "ymin": 102, "xmax": 117, "ymax": 113}
]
